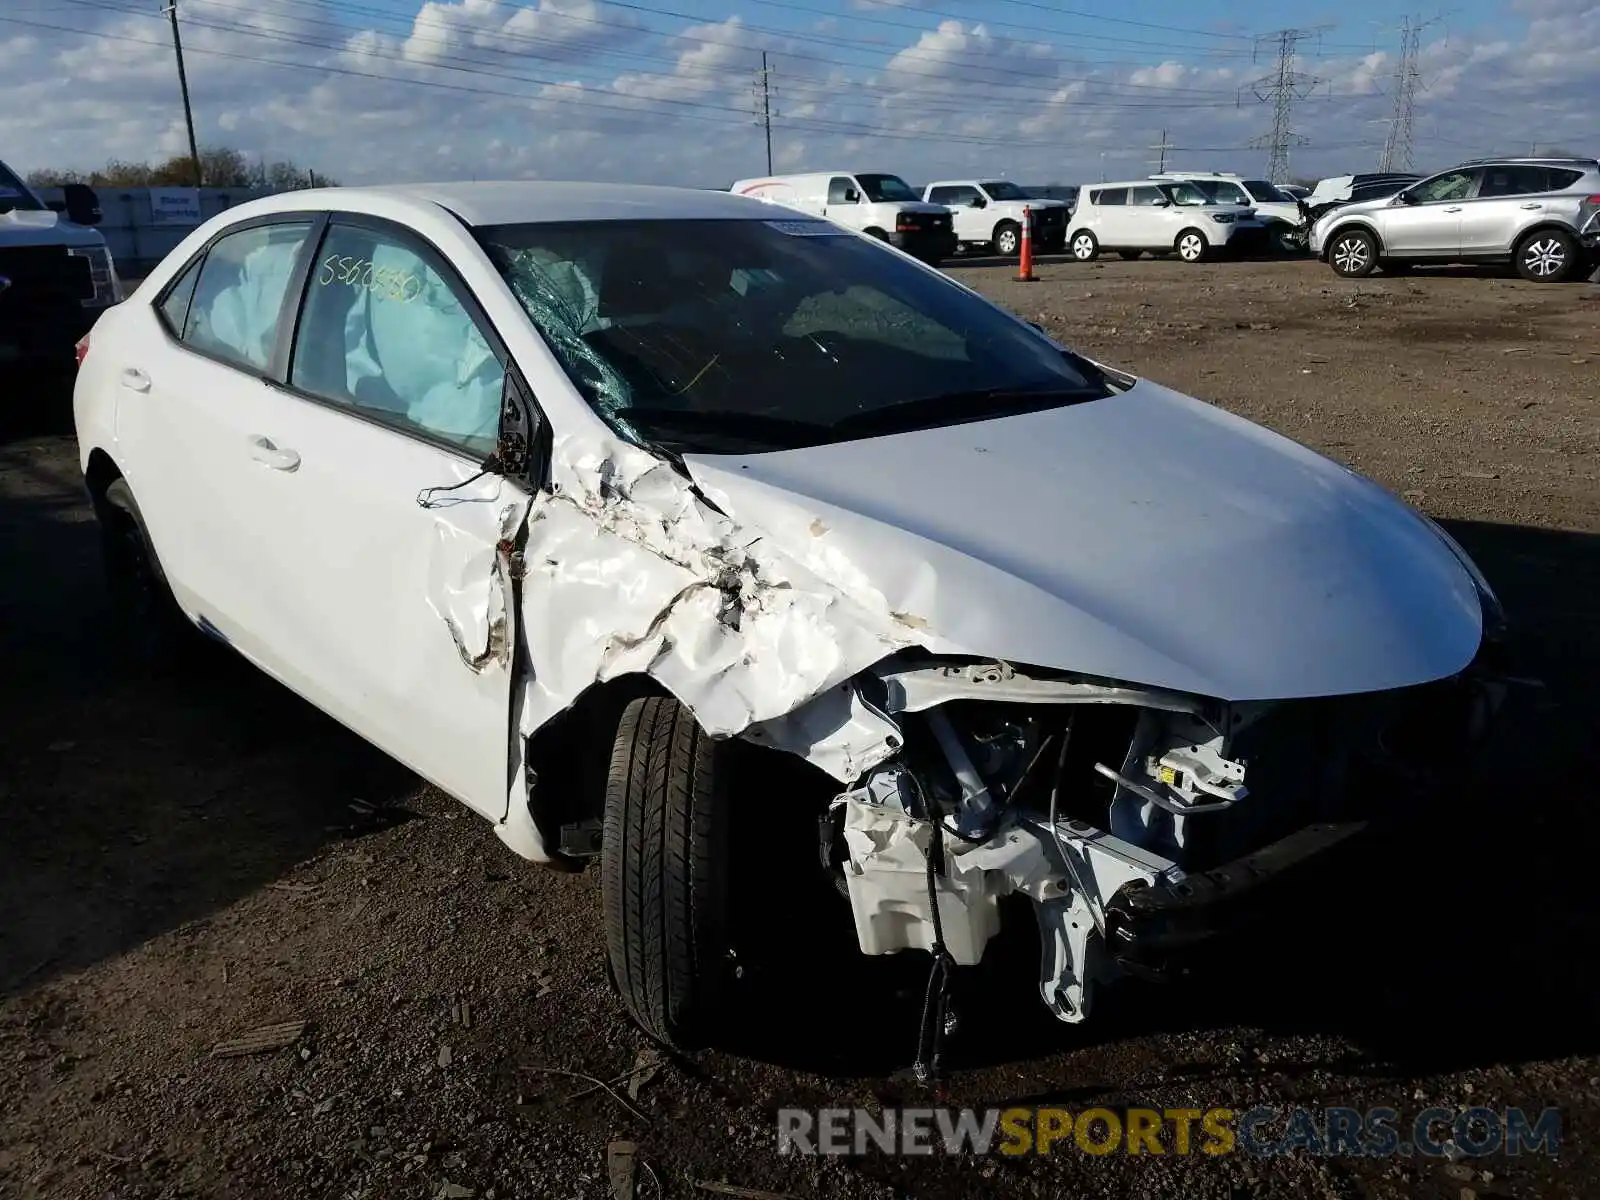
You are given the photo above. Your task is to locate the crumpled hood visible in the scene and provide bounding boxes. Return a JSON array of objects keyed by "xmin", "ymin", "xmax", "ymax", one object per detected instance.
[
  {"xmin": 683, "ymin": 378, "xmax": 1484, "ymax": 702},
  {"xmin": 0, "ymin": 207, "xmax": 104, "ymax": 249}
]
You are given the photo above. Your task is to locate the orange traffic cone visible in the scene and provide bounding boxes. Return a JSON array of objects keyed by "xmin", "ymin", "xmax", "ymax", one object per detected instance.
[{"xmin": 1015, "ymin": 204, "xmax": 1037, "ymax": 282}]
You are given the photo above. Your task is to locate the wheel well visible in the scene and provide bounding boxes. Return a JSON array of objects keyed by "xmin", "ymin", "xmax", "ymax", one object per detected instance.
[
  {"xmin": 523, "ymin": 673, "xmax": 672, "ymax": 861},
  {"xmin": 1513, "ymin": 222, "xmax": 1578, "ymax": 250},
  {"xmin": 1323, "ymin": 221, "xmax": 1382, "ymax": 259},
  {"xmin": 84, "ymin": 448, "xmax": 123, "ymax": 517},
  {"xmin": 992, "ymin": 217, "xmax": 1019, "ymax": 240},
  {"xmin": 1176, "ymin": 226, "xmax": 1206, "ymax": 246},
  {"xmin": 863, "ymin": 227, "xmax": 888, "ymax": 240}
]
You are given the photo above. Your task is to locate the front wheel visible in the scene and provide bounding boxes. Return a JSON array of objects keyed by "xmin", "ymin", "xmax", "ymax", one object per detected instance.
[
  {"xmin": 601, "ymin": 696, "xmax": 732, "ymax": 1049},
  {"xmin": 992, "ymin": 221, "xmax": 1020, "ymax": 257},
  {"xmin": 1070, "ymin": 231, "xmax": 1098, "ymax": 261},
  {"xmin": 1176, "ymin": 229, "xmax": 1209, "ymax": 263},
  {"xmin": 1515, "ymin": 229, "xmax": 1580, "ymax": 282},
  {"xmin": 1328, "ymin": 228, "xmax": 1378, "ymax": 277}
]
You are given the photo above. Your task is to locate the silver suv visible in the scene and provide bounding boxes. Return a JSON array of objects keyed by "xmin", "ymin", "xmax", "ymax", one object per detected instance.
[{"xmin": 1311, "ymin": 157, "xmax": 1600, "ymax": 282}]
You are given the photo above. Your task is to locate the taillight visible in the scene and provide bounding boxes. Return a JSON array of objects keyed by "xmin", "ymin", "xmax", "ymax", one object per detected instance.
[{"xmin": 74, "ymin": 333, "xmax": 91, "ymax": 367}]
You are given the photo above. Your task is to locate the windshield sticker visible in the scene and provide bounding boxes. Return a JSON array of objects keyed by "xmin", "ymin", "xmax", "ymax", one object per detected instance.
[
  {"xmin": 764, "ymin": 220, "xmax": 848, "ymax": 237},
  {"xmin": 317, "ymin": 254, "xmax": 423, "ymax": 303}
]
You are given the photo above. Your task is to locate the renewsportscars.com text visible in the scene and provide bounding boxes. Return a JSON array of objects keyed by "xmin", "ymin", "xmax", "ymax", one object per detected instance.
[{"xmin": 776, "ymin": 1106, "xmax": 1562, "ymax": 1158}]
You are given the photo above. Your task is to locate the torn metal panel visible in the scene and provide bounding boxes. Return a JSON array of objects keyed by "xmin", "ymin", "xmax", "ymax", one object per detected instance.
[
  {"xmin": 873, "ymin": 660, "xmax": 1206, "ymax": 718},
  {"xmin": 512, "ymin": 434, "xmax": 922, "ymax": 779},
  {"xmin": 423, "ymin": 498, "xmax": 529, "ymax": 674},
  {"xmin": 742, "ymin": 681, "xmax": 903, "ymax": 782}
]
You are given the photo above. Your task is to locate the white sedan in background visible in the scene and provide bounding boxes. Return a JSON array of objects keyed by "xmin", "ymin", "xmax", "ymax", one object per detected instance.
[{"xmin": 74, "ymin": 182, "xmax": 1506, "ymax": 1064}]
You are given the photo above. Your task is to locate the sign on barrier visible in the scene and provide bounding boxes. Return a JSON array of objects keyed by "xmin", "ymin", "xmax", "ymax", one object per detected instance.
[{"xmin": 149, "ymin": 188, "xmax": 202, "ymax": 225}]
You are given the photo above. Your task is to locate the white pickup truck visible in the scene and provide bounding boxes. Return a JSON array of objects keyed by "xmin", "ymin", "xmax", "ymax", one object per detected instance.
[
  {"xmin": 921, "ymin": 179, "xmax": 1071, "ymax": 256},
  {"xmin": 1, "ymin": 157, "xmax": 121, "ymax": 373}
]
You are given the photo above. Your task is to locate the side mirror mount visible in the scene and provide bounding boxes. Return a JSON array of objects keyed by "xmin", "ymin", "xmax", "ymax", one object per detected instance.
[
  {"xmin": 1394, "ymin": 189, "xmax": 1416, "ymax": 205},
  {"xmin": 969, "ymin": 195, "xmax": 986, "ymax": 208},
  {"xmin": 843, "ymin": 188, "xmax": 859, "ymax": 204},
  {"xmin": 63, "ymin": 183, "xmax": 102, "ymax": 226}
]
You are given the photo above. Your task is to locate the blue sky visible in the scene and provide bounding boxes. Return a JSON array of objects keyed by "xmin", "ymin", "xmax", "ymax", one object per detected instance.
[{"xmin": 2, "ymin": 0, "xmax": 1594, "ymax": 187}]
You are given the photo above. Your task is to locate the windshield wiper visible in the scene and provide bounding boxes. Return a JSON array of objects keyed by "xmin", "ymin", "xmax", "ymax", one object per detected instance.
[
  {"xmin": 620, "ymin": 406, "xmax": 828, "ymax": 452},
  {"xmin": 831, "ymin": 385, "xmax": 1106, "ymax": 437}
]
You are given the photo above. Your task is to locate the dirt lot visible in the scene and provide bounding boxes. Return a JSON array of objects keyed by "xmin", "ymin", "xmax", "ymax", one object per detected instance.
[{"xmin": 2, "ymin": 259, "xmax": 1598, "ymax": 1200}]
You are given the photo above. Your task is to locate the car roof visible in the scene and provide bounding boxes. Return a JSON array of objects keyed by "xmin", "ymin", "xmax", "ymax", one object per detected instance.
[
  {"xmin": 214, "ymin": 181, "xmax": 784, "ymax": 227},
  {"xmin": 1089, "ymin": 180, "xmax": 1213, "ymax": 191}
]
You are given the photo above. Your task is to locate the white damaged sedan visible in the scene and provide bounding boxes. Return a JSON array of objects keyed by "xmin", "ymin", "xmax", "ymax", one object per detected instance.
[{"xmin": 74, "ymin": 183, "xmax": 1507, "ymax": 1062}]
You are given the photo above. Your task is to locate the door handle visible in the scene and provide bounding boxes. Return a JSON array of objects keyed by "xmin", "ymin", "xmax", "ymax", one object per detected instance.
[
  {"xmin": 1443, "ymin": 206, "xmax": 1463, "ymax": 213},
  {"xmin": 120, "ymin": 367, "xmax": 150, "ymax": 393},
  {"xmin": 1520, "ymin": 202, "xmax": 1544, "ymax": 210},
  {"xmin": 249, "ymin": 436, "xmax": 301, "ymax": 472}
]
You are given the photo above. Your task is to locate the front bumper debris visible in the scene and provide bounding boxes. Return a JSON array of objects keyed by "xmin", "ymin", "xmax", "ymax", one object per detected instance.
[{"xmin": 1102, "ymin": 818, "xmax": 1369, "ymax": 974}]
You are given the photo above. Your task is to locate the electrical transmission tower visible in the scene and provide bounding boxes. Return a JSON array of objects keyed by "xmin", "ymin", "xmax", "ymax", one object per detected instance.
[
  {"xmin": 1246, "ymin": 27, "xmax": 1328, "ymax": 180},
  {"xmin": 1378, "ymin": 15, "xmax": 1432, "ymax": 172},
  {"xmin": 753, "ymin": 52, "xmax": 777, "ymax": 174}
]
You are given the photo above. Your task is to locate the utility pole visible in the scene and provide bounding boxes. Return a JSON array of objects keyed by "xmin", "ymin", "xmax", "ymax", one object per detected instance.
[
  {"xmin": 1246, "ymin": 27, "xmax": 1328, "ymax": 181},
  {"xmin": 753, "ymin": 52, "xmax": 776, "ymax": 175},
  {"xmin": 1148, "ymin": 129, "xmax": 1175, "ymax": 173},
  {"xmin": 1377, "ymin": 15, "xmax": 1429, "ymax": 173},
  {"xmin": 164, "ymin": 0, "xmax": 203, "ymax": 187}
]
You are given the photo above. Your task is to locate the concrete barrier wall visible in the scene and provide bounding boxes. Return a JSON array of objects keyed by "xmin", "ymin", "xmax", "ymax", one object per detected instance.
[{"xmin": 34, "ymin": 186, "xmax": 285, "ymax": 276}]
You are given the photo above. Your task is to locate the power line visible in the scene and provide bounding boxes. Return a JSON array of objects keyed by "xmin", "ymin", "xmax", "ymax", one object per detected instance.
[
  {"xmin": 8, "ymin": 13, "xmax": 1385, "ymax": 155},
  {"xmin": 55, "ymin": 0, "xmax": 1293, "ymax": 115},
  {"xmin": 1245, "ymin": 27, "xmax": 1329, "ymax": 180}
]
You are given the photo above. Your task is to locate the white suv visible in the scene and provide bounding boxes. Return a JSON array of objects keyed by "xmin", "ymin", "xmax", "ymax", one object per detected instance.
[
  {"xmin": 1149, "ymin": 171, "xmax": 1309, "ymax": 251},
  {"xmin": 921, "ymin": 179, "xmax": 1069, "ymax": 255},
  {"xmin": 1068, "ymin": 180, "xmax": 1269, "ymax": 263}
]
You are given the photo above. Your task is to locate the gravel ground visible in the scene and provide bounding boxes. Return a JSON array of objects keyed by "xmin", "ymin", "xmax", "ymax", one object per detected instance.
[{"xmin": 2, "ymin": 258, "xmax": 1598, "ymax": 1200}]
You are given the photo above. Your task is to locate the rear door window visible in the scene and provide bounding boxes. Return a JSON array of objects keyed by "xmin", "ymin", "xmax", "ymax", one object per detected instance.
[
  {"xmin": 181, "ymin": 221, "xmax": 315, "ymax": 372},
  {"xmin": 1095, "ymin": 188, "xmax": 1127, "ymax": 206},
  {"xmin": 156, "ymin": 257, "xmax": 203, "ymax": 337}
]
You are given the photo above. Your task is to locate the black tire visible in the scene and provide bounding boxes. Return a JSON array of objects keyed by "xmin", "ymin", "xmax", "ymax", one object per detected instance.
[
  {"xmin": 98, "ymin": 477, "xmax": 196, "ymax": 664},
  {"xmin": 1070, "ymin": 230, "xmax": 1098, "ymax": 261},
  {"xmin": 992, "ymin": 220, "xmax": 1020, "ymax": 257},
  {"xmin": 1327, "ymin": 227, "xmax": 1378, "ymax": 277},
  {"xmin": 601, "ymin": 695, "xmax": 731, "ymax": 1049},
  {"xmin": 1176, "ymin": 228, "xmax": 1209, "ymax": 263},
  {"xmin": 864, "ymin": 227, "xmax": 889, "ymax": 242},
  {"xmin": 1514, "ymin": 228, "xmax": 1580, "ymax": 282},
  {"xmin": 1117, "ymin": 250, "xmax": 1143, "ymax": 261}
]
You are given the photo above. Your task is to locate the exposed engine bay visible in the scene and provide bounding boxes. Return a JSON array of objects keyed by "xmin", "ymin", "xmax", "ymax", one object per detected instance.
[{"xmin": 814, "ymin": 653, "xmax": 1505, "ymax": 1055}]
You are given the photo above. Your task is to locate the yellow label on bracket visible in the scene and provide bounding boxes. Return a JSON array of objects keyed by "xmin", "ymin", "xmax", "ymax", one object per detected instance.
[{"xmin": 1156, "ymin": 765, "xmax": 1179, "ymax": 786}]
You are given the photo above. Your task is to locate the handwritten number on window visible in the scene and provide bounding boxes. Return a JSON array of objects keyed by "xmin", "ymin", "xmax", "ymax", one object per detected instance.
[{"xmin": 317, "ymin": 253, "xmax": 423, "ymax": 303}]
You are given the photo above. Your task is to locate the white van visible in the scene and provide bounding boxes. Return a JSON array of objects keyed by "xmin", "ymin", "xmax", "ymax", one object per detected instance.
[
  {"xmin": 1, "ymin": 157, "xmax": 121, "ymax": 372},
  {"xmin": 728, "ymin": 172, "xmax": 956, "ymax": 265}
]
